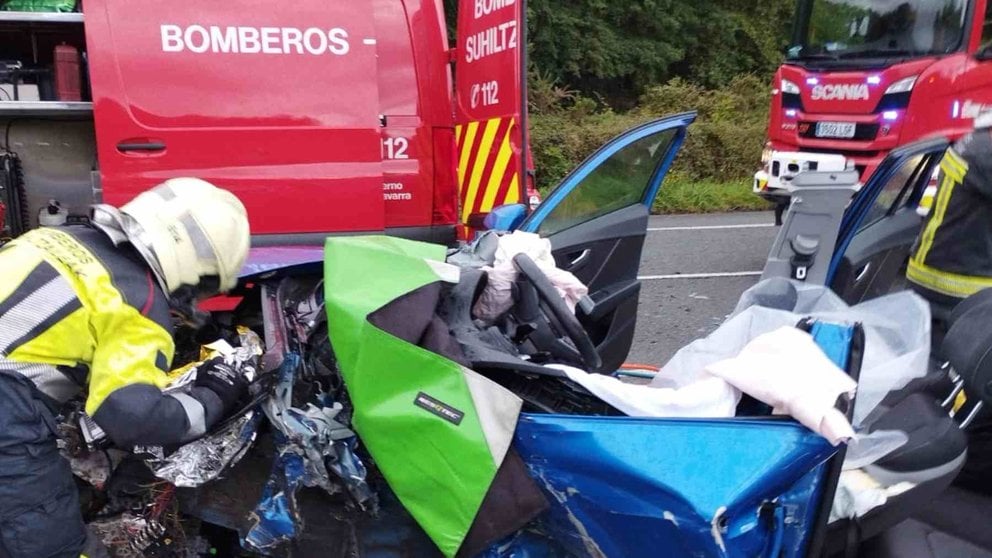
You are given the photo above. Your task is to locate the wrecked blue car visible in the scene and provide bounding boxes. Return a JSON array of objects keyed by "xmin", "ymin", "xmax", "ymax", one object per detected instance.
[{"xmin": 66, "ymin": 114, "xmax": 982, "ymax": 557}]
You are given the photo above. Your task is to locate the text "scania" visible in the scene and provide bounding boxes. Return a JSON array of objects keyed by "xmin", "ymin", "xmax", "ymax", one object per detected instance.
[
  {"xmin": 810, "ymin": 84, "xmax": 870, "ymax": 101},
  {"xmin": 160, "ymin": 24, "xmax": 350, "ymax": 56}
]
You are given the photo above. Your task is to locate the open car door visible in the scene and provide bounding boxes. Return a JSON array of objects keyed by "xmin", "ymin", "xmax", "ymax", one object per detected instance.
[
  {"xmin": 518, "ymin": 113, "xmax": 695, "ymax": 372},
  {"xmin": 828, "ymin": 138, "xmax": 950, "ymax": 304}
]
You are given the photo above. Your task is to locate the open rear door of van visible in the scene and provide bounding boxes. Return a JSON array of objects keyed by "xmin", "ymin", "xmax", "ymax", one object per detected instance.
[
  {"xmin": 83, "ymin": 0, "xmax": 385, "ymax": 242},
  {"xmin": 454, "ymin": 0, "xmax": 528, "ymax": 230}
]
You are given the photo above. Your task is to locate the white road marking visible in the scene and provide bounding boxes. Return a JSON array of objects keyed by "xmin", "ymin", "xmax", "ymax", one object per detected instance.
[
  {"xmin": 638, "ymin": 271, "xmax": 762, "ymax": 280},
  {"xmin": 363, "ymin": 38, "xmax": 377, "ymax": 45},
  {"xmin": 648, "ymin": 223, "xmax": 775, "ymax": 232}
]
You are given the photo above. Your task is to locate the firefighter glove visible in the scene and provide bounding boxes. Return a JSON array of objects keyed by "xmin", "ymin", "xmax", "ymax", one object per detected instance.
[{"xmin": 195, "ymin": 356, "xmax": 248, "ymax": 411}]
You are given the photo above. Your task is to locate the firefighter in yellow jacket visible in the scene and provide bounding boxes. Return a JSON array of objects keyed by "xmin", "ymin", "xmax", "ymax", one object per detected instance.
[
  {"xmin": 907, "ymin": 115, "xmax": 992, "ymax": 328},
  {"xmin": 0, "ymin": 178, "xmax": 250, "ymax": 558}
]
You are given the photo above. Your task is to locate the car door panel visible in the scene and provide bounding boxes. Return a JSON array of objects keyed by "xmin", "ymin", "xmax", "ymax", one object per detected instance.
[
  {"xmin": 548, "ymin": 205, "xmax": 649, "ymax": 368},
  {"xmin": 549, "ymin": 204, "xmax": 649, "ymax": 283},
  {"xmin": 520, "ymin": 113, "xmax": 695, "ymax": 372},
  {"xmin": 831, "ymin": 210, "xmax": 923, "ymax": 304},
  {"xmin": 829, "ymin": 138, "xmax": 949, "ymax": 303}
]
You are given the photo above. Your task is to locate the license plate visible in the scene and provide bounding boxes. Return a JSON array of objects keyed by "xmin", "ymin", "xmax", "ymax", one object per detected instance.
[{"xmin": 815, "ymin": 122, "xmax": 857, "ymax": 139}]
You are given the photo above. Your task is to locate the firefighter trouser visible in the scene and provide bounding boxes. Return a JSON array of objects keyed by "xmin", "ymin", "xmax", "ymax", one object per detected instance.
[{"xmin": 0, "ymin": 374, "xmax": 88, "ymax": 558}]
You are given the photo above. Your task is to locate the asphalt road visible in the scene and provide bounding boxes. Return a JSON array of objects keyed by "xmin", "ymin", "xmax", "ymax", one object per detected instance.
[{"xmin": 628, "ymin": 211, "xmax": 778, "ymax": 366}]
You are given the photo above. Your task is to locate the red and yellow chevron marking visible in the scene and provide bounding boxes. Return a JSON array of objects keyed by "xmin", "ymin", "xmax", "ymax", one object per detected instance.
[{"xmin": 455, "ymin": 116, "xmax": 522, "ymax": 224}]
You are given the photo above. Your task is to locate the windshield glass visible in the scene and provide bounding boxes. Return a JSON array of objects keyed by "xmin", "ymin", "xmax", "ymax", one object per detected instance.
[{"xmin": 790, "ymin": 0, "xmax": 968, "ymax": 60}]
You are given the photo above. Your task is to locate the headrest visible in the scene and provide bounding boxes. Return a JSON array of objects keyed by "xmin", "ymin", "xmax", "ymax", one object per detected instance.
[{"xmin": 949, "ymin": 288, "xmax": 992, "ymax": 329}]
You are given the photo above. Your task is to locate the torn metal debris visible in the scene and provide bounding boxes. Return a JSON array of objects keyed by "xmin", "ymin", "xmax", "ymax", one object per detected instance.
[{"xmin": 261, "ymin": 353, "xmax": 377, "ymax": 511}]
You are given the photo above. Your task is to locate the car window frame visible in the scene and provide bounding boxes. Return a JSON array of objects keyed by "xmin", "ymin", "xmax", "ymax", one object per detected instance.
[
  {"xmin": 533, "ymin": 130, "xmax": 678, "ymax": 236},
  {"xmin": 857, "ymin": 152, "xmax": 936, "ymax": 231},
  {"xmin": 520, "ymin": 112, "xmax": 696, "ymax": 235}
]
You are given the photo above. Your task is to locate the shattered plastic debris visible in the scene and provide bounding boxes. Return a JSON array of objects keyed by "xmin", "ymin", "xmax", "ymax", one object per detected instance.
[
  {"xmin": 244, "ymin": 351, "xmax": 377, "ymax": 554},
  {"xmin": 324, "ymin": 435, "xmax": 374, "ymax": 508},
  {"xmin": 261, "ymin": 353, "xmax": 376, "ymax": 511},
  {"xmin": 243, "ymin": 447, "xmax": 308, "ymax": 552}
]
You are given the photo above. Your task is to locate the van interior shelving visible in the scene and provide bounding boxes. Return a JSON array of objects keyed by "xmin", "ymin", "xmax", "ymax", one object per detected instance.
[{"xmin": 0, "ymin": 10, "xmax": 91, "ymax": 114}]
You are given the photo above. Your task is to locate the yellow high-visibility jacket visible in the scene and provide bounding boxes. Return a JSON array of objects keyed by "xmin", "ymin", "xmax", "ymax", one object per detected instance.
[
  {"xmin": 909, "ymin": 131, "xmax": 992, "ymax": 303},
  {"xmin": 0, "ymin": 226, "xmax": 221, "ymax": 446}
]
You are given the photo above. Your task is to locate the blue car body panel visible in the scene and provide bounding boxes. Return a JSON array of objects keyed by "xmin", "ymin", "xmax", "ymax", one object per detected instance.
[
  {"xmin": 498, "ymin": 323, "xmax": 855, "ymax": 558},
  {"xmin": 512, "ymin": 416, "xmax": 834, "ymax": 558}
]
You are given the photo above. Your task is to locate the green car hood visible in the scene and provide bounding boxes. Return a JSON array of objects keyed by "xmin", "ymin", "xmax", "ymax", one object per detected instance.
[{"xmin": 323, "ymin": 236, "xmax": 522, "ymax": 557}]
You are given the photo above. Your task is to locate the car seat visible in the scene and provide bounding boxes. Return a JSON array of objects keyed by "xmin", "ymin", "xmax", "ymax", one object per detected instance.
[
  {"xmin": 851, "ymin": 289, "xmax": 992, "ymax": 557},
  {"xmin": 860, "ymin": 486, "xmax": 992, "ymax": 558},
  {"xmin": 825, "ymin": 393, "xmax": 968, "ymax": 556}
]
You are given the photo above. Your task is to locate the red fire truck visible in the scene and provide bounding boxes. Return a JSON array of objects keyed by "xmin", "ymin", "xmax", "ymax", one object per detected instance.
[
  {"xmin": 0, "ymin": 0, "xmax": 533, "ymax": 245},
  {"xmin": 758, "ymin": 0, "xmax": 992, "ymax": 203}
]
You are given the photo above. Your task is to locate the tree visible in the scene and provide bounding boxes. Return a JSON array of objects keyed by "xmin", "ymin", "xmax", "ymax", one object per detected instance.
[
  {"xmin": 444, "ymin": 0, "xmax": 795, "ymax": 107},
  {"xmin": 526, "ymin": 0, "xmax": 696, "ymax": 108},
  {"xmin": 674, "ymin": 0, "xmax": 794, "ymax": 88}
]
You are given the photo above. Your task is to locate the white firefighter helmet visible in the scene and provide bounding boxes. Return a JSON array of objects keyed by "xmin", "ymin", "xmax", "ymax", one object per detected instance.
[{"xmin": 93, "ymin": 178, "xmax": 250, "ymax": 294}]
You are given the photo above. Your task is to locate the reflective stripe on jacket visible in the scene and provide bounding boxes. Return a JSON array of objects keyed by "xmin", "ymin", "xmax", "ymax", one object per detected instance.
[
  {"xmin": 0, "ymin": 226, "xmax": 221, "ymax": 447},
  {"xmin": 909, "ymin": 131, "xmax": 992, "ymax": 301}
]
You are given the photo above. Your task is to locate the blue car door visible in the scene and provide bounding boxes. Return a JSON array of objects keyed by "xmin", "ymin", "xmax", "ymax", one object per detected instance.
[
  {"xmin": 519, "ymin": 113, "xmax": 695, "ymax": 372},
  {"xmin": 828, "ymin": 138, "xmax": 950, "ymax": 304}
]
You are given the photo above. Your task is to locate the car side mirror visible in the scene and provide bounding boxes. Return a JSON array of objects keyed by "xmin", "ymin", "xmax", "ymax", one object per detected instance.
[
  {"xmin": 468, "ymin": 204, "xmax": 527, "ymax": 232},
  {"xmin": 976, "ymin": 45, "xmax": 992, "ymax": 61}
]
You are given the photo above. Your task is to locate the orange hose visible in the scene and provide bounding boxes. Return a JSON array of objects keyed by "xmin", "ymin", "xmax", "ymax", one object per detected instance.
[{"xmin": 619, "ymin": 362, "xmax": 660, "ymax": 372}]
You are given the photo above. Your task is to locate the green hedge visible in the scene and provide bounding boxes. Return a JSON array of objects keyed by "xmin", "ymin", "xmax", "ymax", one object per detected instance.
[
  {"xmin": 530, "ymin": 74, "xmax": 771, "ymax": 197},
  {"xmin": 653, "ymin": 179, "xmax": 772, "ymax": 214}
]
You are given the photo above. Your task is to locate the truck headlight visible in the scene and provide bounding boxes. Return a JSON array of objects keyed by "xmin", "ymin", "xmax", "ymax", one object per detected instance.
[
  {"xmin": 780, "ymin": 79, "xmax": 801, "ymax": 94},
  {"xmin": 885, "ymin": 76, "xmax": 918, "ymax": 94}
]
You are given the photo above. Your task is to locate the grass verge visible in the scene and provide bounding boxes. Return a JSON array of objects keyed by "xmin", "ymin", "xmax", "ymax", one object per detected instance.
[{"xmin": 652, "ymin": 178, "xmax": 773, "ymax": 214}]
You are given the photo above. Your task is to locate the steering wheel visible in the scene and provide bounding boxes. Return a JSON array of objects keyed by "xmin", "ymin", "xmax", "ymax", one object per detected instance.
[{"xmin": 512, "ymin": 253, "xmax": 602, "ymax": 371}]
